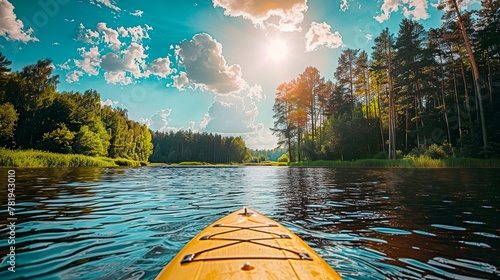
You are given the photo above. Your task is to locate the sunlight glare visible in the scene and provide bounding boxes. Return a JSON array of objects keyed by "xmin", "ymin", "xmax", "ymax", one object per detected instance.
[{"xmin": 267, "ymin": 39, "xmax": 288, "ymax": 62}]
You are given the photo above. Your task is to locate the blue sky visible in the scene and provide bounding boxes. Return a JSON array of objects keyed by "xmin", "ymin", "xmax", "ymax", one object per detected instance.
[{"xmin": 0, "ymin": 0, "xmax": 481, "ymax": 149}]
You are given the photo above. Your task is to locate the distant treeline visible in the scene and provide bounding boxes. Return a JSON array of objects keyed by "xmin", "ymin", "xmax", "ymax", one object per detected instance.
[
  {"xmin": 0, "ymin": 55, "xmax": 153, "ymax": 161},
  {"xmin": 249, "ymin": 148, "xmax": 287, "ymax": 162},
  {"xmin": 150, "ymin": 131, "xmax": 250, "ymax": 163}
]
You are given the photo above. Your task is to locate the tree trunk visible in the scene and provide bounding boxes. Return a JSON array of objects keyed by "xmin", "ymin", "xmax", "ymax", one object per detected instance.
[{"xmin": 451, "ymin": 0, "xmax": 488, "ymax": 147}]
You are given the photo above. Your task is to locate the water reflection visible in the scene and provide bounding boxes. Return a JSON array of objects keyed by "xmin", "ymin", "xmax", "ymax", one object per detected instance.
[{"xmin": 0, "ymin": 167, "xmax": 498, "ymax": 279}]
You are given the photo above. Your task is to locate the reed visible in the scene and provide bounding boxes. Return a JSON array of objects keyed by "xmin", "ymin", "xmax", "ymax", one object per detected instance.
[
  {"xmin": 290, "ymin": 156, "xmax": 500, "ymax": 168},
  {"xmin": 0, "ymin": 149, "xmax": 118, "ymax": 167}
]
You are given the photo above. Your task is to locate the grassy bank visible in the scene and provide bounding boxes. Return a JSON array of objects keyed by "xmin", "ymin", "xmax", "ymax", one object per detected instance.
[
  {"xmin": 0, "ymin": 149, "xmax": 147, "ymax": 167},
  {"xmin": 291, "ymin": 157, "xmax": 500, "ymax": 168}
]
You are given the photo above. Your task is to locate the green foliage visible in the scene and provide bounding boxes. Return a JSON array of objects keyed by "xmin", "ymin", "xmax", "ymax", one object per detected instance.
[
  {"xmin": 151, "ymin": 131, "xmax": 250, "ymax": 164},
  {"xmin": 0, "ymin": 103, "xmax": 18, "ymax": 145},
  {"xmin": 41, "ymin": 123, "xmax": 75, "ymax": 153},
  {"xmin": 272, "ymin": 2, "xmax": 500, "ymax": 161},
  {"xmin": 0, "ymin": 53, "xmax": 153, "ymax": 162},
  {"xmin": 425, "ymin": 143, "xmax": 450, "ymax": 159},
  {"xmin": 74, "ymin": 125, "xmax": 108, "ymax": 157},
  {"xmin": 278, "ymin": 153, "xmax": 289, "ymax": 162},
  {"xmin": 113, "ymin": 158, "xmax": 143, "ymax": 166},
  {"xmin": 0, "ymin": 148, "xmax": 117, "ymax": 167}
]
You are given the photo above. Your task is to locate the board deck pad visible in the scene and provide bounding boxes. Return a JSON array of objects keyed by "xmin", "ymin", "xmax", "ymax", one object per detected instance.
[{"xmin": 156, "ymin": 208, "xmax": 342, "ymax": 279}]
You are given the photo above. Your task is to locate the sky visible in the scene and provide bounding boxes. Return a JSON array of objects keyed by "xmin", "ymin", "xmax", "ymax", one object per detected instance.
[{"xmin": 0, "ymin": 0, "xmax": 482, "ymax": 149}]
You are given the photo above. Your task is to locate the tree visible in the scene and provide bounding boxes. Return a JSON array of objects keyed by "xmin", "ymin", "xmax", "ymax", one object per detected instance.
[
  {"xmin": 298, "ymin": 66, "xmax": 324, "ymax": 158},
  {"xmin": 372, "ymin": 28, "xmax": 396, "ymax": 159},
  {"xmin": 272, "ymin": 81, "xmax": 297, "ymax": 162},
  {"xmin": 41, "ymin": 123, "xmax": 75, "ymax": 153},
  {"xmin": 439, "ymin": 0, "xmax": 488, "ymax": 148},
  {"xmin": 73, "ymin": 125, "xmax": 107, "ymax": 157},
  {"xmin": 335, "ymin": 49, "xmax": 359, "ymax": 119},
  {"xmin": 0, "ymin": 103, "xmax": 18, "ymax": 146},
  {"xmin": 0, "ymin": 52, "xmax": 11, "ymax": 75}
]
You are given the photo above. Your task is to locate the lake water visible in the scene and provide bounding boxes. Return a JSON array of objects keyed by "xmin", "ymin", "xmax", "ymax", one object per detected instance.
[{"xmin": 0, "ymin": 167, "xmax": 498, "ymax": 279}]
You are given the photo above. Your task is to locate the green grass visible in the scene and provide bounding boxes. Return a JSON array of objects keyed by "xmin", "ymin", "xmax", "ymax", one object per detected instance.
[
  {"xmin": 0, "ymin": 149, "xmax": 148, "ymax": 167},
  {"xmin": 290, "ymin": 157, "xmax": 500, "ymax": 168},
  {"xmin": 178, "ymin": 161, "xmax": 207, "ymax": 165}
]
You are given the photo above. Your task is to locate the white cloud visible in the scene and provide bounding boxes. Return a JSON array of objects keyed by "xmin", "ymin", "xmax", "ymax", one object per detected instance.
[
  {"xmin": 77, "ymin": 23, "xmax": 100, "ymax": 44},
  {"xmin": 340, "ymin": 0, "xmax": 349, "ymax": 11},
  {"xmin": 175, "ymin": 33, "xmax": 247, "ymax": 94},
  {"xmin": 91, "ymin": 0, "xmax": 121, "ymax": 11},
  {"xmin": 365, "ymin": 33, "xmax": 373, "ymax": 41},
  {"xmin": 431, "ymin": 0, "xmax": 480, "ymax": 10},
  {"xmin": 104, "ymin": 71, "xmax": 132, "ymax": 85},
  {"xmin": 58, "ymin": 59, "xmax": 71, "ymax": 70},
  {"xmin": 305, "ymin": 21, "xmax": 343, "ymax": 52},
  {"xmin": 100, "ymin": 98, "xmax": 120, "ymax": 107},
  {"xmin": 144, "ymin": 109, "xmax": 173, "ymax": 132},
  {"xmin": 212, "ymin": 0, "xmax": 308, "ymax": 32},
  {"xmin": 173, "ymin": 71, "xmax": 189, "ymax": 91},
  {"xmin": 100, "ymin": 42, "xmax": 147, "ymax": 84},
  {"xmin": 199, "ymin": 113, "xmax": 211, "ymax": 129},
  {"xmin": 149, "ymin": 57, "xmax": 172, "ymax": 78},
  {"xmin": 203, "ymin": 89, "xmax": 264, "ymax": 134},
  {"xmin": 0, "ymin": 0, "xmax": 38, "ymax": 43},
  {"xmin": 247, "ymin": 84, "xmax": 264, "ymax": 102},
  {"xmin": 375, "ymin": 0, "xmax": 429, "ymax": 22},
  {"xmin": 52, "ymin": 42, "xmax": 60, "ymax": 46},
  {"xmin": 125, "ymin": 25, "xmax": 152, "ymax": 43},
  {"xmin": 130, "ymin": 10, "xmax": 144, "ymax": 17},
  {"xmin": 66, "ymin": 70, "xmax": 84, "ymax": 83},
  {"xmin": 243, "ymin": 129, "xmax": 279, "ymax": 150},
  {"xmin": 74, "ymin": 46, "xmax": 101, "ymax": 76},
  {"xmin": 97, "ymin": 22, "xmax": 122, "ymax": 51}
]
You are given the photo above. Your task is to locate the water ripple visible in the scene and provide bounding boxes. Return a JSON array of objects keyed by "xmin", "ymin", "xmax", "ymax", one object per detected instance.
[{"xmin": 0, "ymin": 167, "xmax": 497, "ymax": 280}]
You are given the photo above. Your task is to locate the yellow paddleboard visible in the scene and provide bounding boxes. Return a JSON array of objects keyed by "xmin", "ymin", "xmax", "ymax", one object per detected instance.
[{"xmin": 156, "ymin": 208, "xmax": 342, "ymax": 279}]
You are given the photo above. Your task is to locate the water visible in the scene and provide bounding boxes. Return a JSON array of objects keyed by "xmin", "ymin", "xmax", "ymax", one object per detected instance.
[{"xmin": 0, "ymin": 167, "xmax": 498, "ymax": 279}]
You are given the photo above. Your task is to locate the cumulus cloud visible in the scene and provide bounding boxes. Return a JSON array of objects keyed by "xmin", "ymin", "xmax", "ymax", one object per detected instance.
[
  {"xmin": 149, "ymin": 57, "xmax": 172, "ymax": 78},
  {"xmin": 212, "ymin": 0, "xmax": 308, "ymax": 32},
  {"xmin": 125, "ymin": 25, "xmax": 152, "ymax": 42},
  {"xmin": 175, "ymin": 33, "xmax": 247, "ymax": 94},
  {"xmin": 202, "ymin": 88, "xmax": 264, "ymax": 134},
  {"xmin": 243, "ymin": 129, "xmax": 280, "ymax": 150},
  {"xmin": 375, "ymin": 0, "xmax": 429, "ymax": 22},
  {"xmin": 173, "ymin": 71, "xmax": 189, "ymax": 91},
  {"xmin": 97, "ymin": 22, "xmax": 122, "ymax": 51},
  {"xmin": 143, "ymin": 109, "xmax": 173, "ymax": 132},
  {"xmin": 0, "ymin": 0, "xmax": 38, "ymax": 43},
  {"xmin": 130, "ymin": 10, "xmax": 144, "ymax": 17},
  {"xmin": 100, "ymin": 42, "xmax": 148, "ymax": 83},
  {"xmin": 74, "ymin": 46, "xmax": 101, "ymax": 76},
  {"xmin": 66, "ymin": 70, "xmax": 84, "ymax": 83},
  {"xmin": 91, "ymin": 0, "xmax": 121, "ymax": 11},
  {"xmin": 104, "ymin": 71, "xmax": 132, "ymax": 85},
  {"xmin": 305, "ymin": 22, "xmax": 343, "ymax": 52},
  {"xmin": 77, "ymin": 23, "xmax": 100, "ymax": 44},
  {"xmin": 205, "ymin": 101, "xmax": 258, "ymax": 133},
  {"xmin": 68, "ymin": 22, "xmax": 170, "ymax": 85}
]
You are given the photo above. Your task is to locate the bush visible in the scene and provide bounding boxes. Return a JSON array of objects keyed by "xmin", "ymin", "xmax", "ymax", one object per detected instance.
[
  {"xmin": 278, "ymin": 153, "xmax": 289, "ymax": 162},
  {"xmin": 425, "ymin": 143, "xmax": 450, "ymax": 159},
  {"xmin": 373, "ymin": 151, "xmax": 388, "ymax": 159}
]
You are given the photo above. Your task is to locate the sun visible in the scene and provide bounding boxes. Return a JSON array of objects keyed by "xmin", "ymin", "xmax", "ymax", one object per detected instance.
[{"xmin": 267, "ymin": 39, "xmax": 288, "ymax": 62}]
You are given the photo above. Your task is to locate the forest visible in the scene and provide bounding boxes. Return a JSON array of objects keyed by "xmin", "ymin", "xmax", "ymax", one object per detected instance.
[
  {"xmin": 0, "ymin": 55, "xmax": 153, "ymax": 162},
  {"xmin": 272, "ymin": 1, "xmax": 499, "ymax": 162},
  {"xmin": 150, "ymin": 131, "xmax": 250, "ymax": 164}
]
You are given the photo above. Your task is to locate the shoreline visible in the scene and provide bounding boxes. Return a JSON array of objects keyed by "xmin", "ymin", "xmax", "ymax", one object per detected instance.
[{"xmin": 0, "ymin": 149, "xmax": 147, "ymax": 167}]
